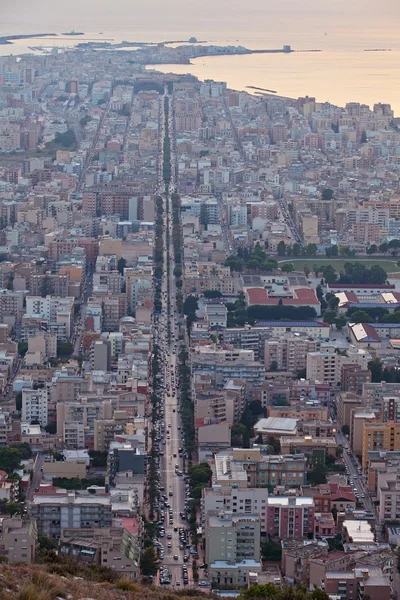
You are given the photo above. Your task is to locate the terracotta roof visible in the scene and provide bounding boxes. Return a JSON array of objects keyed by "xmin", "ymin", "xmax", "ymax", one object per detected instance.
[
  {"xmin": 329, "ymin": 283, "xmax": 395, "ymax": 289},
  {"xmin": 246, "ymin": 287, "xmax": 319, "ymax": 306}
]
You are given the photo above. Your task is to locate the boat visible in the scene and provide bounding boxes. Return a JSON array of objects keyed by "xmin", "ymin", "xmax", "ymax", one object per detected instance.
[{"xmin": 61, "ymin": 30, "xmax": 85, "ymax": 36}]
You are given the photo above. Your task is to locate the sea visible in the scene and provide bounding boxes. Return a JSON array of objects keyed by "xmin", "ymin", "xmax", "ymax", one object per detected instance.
[{"xmin": 1, "ymin": 0, "xmax": 400, "ymax": 113}]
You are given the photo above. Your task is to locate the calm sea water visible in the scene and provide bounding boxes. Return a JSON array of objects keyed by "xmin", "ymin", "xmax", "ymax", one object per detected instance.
[{"xmin": 2, "ymin": 0, "xmax": 400, "ymax": 113}]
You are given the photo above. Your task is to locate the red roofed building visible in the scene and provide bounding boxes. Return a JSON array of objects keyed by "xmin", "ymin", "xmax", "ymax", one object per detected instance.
[
  {"xmin": 244, "ymin": 287, "xmax": 321, "ymax": 315},
  {"xmin": 301, "ymin": 483, "xmax": 356, "ymax": 513}
]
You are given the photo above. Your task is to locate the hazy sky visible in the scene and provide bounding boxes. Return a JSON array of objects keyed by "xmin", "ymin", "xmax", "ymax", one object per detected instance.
[{"xmin": 1, "ymin": 0, "xmax": 399, "ymax": 40}]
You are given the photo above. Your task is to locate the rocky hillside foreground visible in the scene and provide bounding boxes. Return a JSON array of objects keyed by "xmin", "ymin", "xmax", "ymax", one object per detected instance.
[{"xmin": 0, "ymin": 561, "xmax": 210, "ymax": 600}]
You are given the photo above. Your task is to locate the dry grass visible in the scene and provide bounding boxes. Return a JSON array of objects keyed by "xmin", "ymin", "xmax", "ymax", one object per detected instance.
[{"xmin": 0, "ymin": 563, "xmax": 212, "ymax": 600}]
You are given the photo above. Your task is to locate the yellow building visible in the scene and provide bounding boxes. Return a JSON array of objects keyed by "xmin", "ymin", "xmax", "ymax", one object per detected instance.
[{"xmin": 362, "ymin": 421, "xmax": 400, "ymax": 466}]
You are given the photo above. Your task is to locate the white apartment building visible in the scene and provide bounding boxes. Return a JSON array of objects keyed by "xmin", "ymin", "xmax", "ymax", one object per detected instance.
[
  {"xmin": 22, "ymin": 387, "xmax": 48, "ymax": 427},
  {"xmin": 25, "ymin": 296, "xmax": 74, "ymax": 339},
  {"xmin": 205, "ymin": 511, "xmax": 261, "ymax": 565},
  {"xmin": 203, "ymin": 486, "xmax": 269, "ymax": 533},
  {"xmin": 378, "ymin": 471, "xmax": 400, "ymax": 523},
  {"xmin": 306, "ymin": 346, "xmax": 371, "ymax": 385},
  {"xmin": 63, "ymin": 421, "xmax": 85, "ymax": 449}
]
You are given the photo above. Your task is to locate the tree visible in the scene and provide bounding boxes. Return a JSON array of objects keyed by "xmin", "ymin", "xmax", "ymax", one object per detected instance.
[
  {"xmin": 231, "ymin": 424, "xmax": 250, "ymax": 448},
  {"xmin": 315, "ymin": 284, "xmax": 324, "ymax": 303},
  {"xmin": 261, "ymin": 539, "xmax": 282, "ymax": 561},
  {"xmin": 328, "ymin": 295, "xmax": 340, "ymax": 311},
  {"xmin": 140, "ymin": 546, "xmax": 159, "ymax": 576},
  {"xmin": 0, "ymin": 448, "xmax": 22, "ymax": 473},
  {"xmin": 267, "ymin": 436, "xmax": 281, "ymax": 455},
  {"xmin": 189, "ymin": 463, "xmax": 212, "ymax": 487},
  {"xmin": 204, "ymin": 290, "xmax": 222, "ymax": 298},
  {"xmin": 360, "ymin": 130, "xmax": 368, "ymax": 144},
  {"xmin": 183, "ymin": 295, "xmax": 199, "ymax": 316},
  {"xmin": 323, "ymin": 264, "xmax": 337, "ymax": 284},
  {"xmin": 341, "ymin": 424, "xmax": 350, "ymax": 435},
  {"xmin": 277, "ymin": 241, "xmax": 286, "ymax": 257},
  {"xmin": 38, "ymin": 532, "xmax": 58, "ymax": 551},
  {"xmin": 281, "ymin": 263, "xmax": 294, "ymax": 273},
  {"xmin": 368, "ymin": 357, "xmax": 384, "ymax": 382},
  {"xmin": 18, "ymin": 341, "xmax": 28, "ymax": 357},
  {"xmin": 308, "ymin": 464, "xmax": 327, "ymax": 485},
  {"xmin": 322, "ymin": 188, "xmax": 334, "ymax": 201},
  {"xmin": 248, "ymin": 400, "xmax": 264, "ymax": 416},
  {"xmin": 15, "ymin": 391, "xmax": 22, "ymax": 412},
  {"xmin": 325, "ymin": 245, "xmax": 338, "ymax": 257},
  {"xmin": 304, "ymin": 243, "xmax": 318, "ymax": 257},
  {"xmin": 240, "ymin": 583, "xmax": 331, "ymax": 600},
  {"xmin": 117, "ymin": 257, "xmax": 127, "ymax": 275},
  {"xmin": 379, "ymin": 241, "xmax": 389, "ymax": 254},
  {"xmin": 269, "ymin": 360, "xmax": 278, "ymax": 372},
  {"xmin": 57, "ymin": 341, "xmax": 73, "ymax": 358},
  {"xmin": 304, "ymin": 266, "xmax": 310, "ymax": 278},
  {"xmin": 199, "ymin": 203, "xmax": 209, "ymax": 229},
  {"xmin": 44, "ymin": 423, "xmax": 57, "ymax": 435},
  {"xmin": 173, "ymin": 266, "xmax": 182, "ymax": 278},
  {"xmin": 336, "ymin": 445, "xmax": 344, "ymax": 458},
  {"xmin": 335, "ymin": 315, "xmax": 347, "ymax": 330},
  {"xmin": 366, "ymin": 244, "xmax": 377, "ymax": 255},
  {"xmin": 323, "ymin": 311, "xmax": 337, "ymax": 326},
  {"xmin": 349, "ymin": 310, "xmax": 372, "ymax": 324},
  {"xmin": 292, "ymin": 243, "xmax": 301, "ymax": 257}
]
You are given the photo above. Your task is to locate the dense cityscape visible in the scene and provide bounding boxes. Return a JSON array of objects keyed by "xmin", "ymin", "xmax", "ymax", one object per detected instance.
[{"xmin": 0, "ymin": 42, "xmax": 400, "ymax": 598}]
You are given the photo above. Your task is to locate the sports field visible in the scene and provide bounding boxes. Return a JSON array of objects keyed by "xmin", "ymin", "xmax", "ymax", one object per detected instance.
[{"xmin": 278, "ymin": 258, "xmax": 400, "ymax": 273}]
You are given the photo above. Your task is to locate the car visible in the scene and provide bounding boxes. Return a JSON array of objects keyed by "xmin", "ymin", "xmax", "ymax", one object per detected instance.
[
  {"xmin": 173, "ymin": 554, "xmax": 178, "ymax": 560},
  {"xmin": 167, "ymin": 534, "xmax": 172, "ymax": 539},
  {"xmin": 176, "ymin": 582, "xmax": 181, "ymax": 586},
  {"xmin": 167, "ymin": 542, "xmax": 172, "ymax": 548},
  {"xmin": 169, "ymin": 491, "xmax": 173, "ymax": 497},
  {"xmin": 198, "ymin": 582, "xmax": 209, "ymax": 588}
]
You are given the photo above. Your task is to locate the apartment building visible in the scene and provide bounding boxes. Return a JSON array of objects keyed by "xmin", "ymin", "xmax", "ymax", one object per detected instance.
[
  {"xmin": 268, "ymin": 403, "xmax": 328, "ymax": 422},
  {"xmin": 202, "ymin": 486, "xmax": 269, "ymax": 533},
  {"xmin": 362, "ymin": 422, "xmax": 400, "ymax": 466},
  {"xmin": 63, "ymin": 422, "xmax": 85, "ymax": 449},
  {"xmin": 0, "ymin": 517, "xmax": 37, "ymax": 563},
  {"xmin": 25, "ymin": 295, "xmax": 74, "ymax": 339},
  {"xmin": 94, "ymin": 415, "xmax": 127, "ymax": 452},
  {"xmin": 282, "ymin": 540, "xmax": 330, "ymax": 585},
  {"xmin": 265, "ymin": 496, "xmax": 315, "ymax": 539},
  {"xmin": 264, "ymin": 334, "xmax": 317, "ymax": 372},
  {"xmin": 107, "ymin": 443, "xmax": 147, "ymax": 488},
  {"xmin": 306, "ymin": 347, "xmax": 371, "ymax": 385},
  {"xmin": 341, "ymin": 364, "xmax": 371, "ymax": 395},
  {"xmin": 363, "ymin": 382, "xmax": 400, "ymax": 412},
  {"xmin": 205, "ymin": 511, "xmax": 261, "ymax": 564},
  {"xmin": 365, "ymin": 450, "xmax": 400, "ymax": 494},
  {"xmin": 214, "ymin": 448, "xmax": 307, "ymax": 489},
  {"xmin": 377, "ymin": 473, "xmax": 400, "ymax": 523},
  {"xmin": 21, "ymin": 387, "xmax": 48, "ymax": 427},
  {"xmin": 30, "ymin": 492, "xmax": 113, "ymax": 538},
  {"xmin": 60, "ymin": 518, "xmax": 141, "ymax": 579},
  {"xmin": 0, "ymin": 289, "xmax": 24, "ymax": 326},
  {"xmin": 191, "ymin": 349, "xmax": 265, "ymax": 388},
  {"xmin": 324, "ymin": 567, "xmax": 391, "ymax": 600},
  {"xmin": 280, "ymin": 436, "xmax": 337, "ymax": 467},
  {"xmin": 56, "ymin": 396, "xmax": 113, "ymax": 437}
]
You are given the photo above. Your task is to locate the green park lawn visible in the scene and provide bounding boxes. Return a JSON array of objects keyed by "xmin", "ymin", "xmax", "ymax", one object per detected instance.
[{"xmin": 278, "ymin": 258, "xmax": 400, "ymax": 273}]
